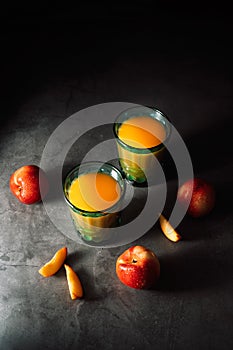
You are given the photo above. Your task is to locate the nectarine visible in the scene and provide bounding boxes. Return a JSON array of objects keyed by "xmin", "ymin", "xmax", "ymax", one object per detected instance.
[
  {"xmin": 177, "ymin": 177, "xmax": 216, "ymax": 218},
  {"xmin": 9, "ymin": 164, "xmax": 48, "ymax": 204},
  {"xmin": 159, "ymin": 214, "xmax": 182, "ymax": 242},
  {"xmin": 64, "ymin": 264, "xmax": 83, "ymax": 299},
  {"xmin": 39, "ymin": 247, "xmax": 67, "ymax": 277},
  {"xmin": 116, "ymin": 245, "xmax": 160, "ymax": 289}
]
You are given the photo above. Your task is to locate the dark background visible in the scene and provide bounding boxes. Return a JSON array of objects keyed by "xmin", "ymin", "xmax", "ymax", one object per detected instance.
[
  {"xmin": 1, "ymin": 1, "xmax": 233, "ymax": 178},
  {"xmin": 1, "ymin": 1, "xmax": 233, "ymax": 161},
  {"xmin": 1, "ymin": 1, "xmax": 232, "ymax": 106},
  {"xmin": 0, "ymin": 1, "xmax": 233, "ymax": 349}
]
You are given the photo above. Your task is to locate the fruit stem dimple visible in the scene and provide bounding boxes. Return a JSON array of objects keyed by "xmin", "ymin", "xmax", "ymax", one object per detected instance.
[{"xmin": 132, "ymin": 259, "xmax": 137, "ymax": 263}]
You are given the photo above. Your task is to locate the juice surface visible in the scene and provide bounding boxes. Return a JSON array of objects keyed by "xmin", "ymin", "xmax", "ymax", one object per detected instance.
[
  {"xmin": 118, "ymin": 116, "xmax": 166, "ymax": 148},
  {"xmin": 68, "ymin": 173, "xmax": 121, "ymax": 212}
]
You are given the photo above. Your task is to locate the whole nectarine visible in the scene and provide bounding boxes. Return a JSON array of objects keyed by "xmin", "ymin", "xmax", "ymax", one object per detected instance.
[
  {"xmin": 116, "ymin": 245, "xmax": 160, "ymax": 289},
  {"xmin": 177, "ymin": 177, "xmax": 215, "ymax": 218},
  {"xmin": 9, "ymin": 165, "xmax": 48, "ymax": 204}
]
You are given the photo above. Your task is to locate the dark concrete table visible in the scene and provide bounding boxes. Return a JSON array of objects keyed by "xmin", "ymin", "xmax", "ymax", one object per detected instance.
[{"xmin": 1, "ymin": 4, "xmax": 233, "ymax": 350}]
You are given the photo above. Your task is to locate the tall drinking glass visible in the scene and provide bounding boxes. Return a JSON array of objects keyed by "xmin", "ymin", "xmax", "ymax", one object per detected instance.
[{"xmin": 113, "ymin": 106, "xmax": 171, "ymax": 184}]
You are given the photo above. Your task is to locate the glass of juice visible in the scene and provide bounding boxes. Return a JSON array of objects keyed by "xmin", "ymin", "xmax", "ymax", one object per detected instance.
[
  {"xmin": 113, "ymin": 106, "xmax": 171, "ymax": 184},
  {"xmin": 63, "ymin": 161, "xmax": 126, "ymax": 245}
]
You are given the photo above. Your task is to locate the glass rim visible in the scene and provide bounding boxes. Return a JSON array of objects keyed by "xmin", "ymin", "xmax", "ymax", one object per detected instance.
[
  {"xmin": 63, "ymin": 161, "xmax": 126, "ymax": 216},
  {"xmin": 113, "ymin": 106, "xmax": 171, "ymax": 154}
]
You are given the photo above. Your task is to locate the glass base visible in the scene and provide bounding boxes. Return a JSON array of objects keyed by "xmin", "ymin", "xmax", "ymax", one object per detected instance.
[
  {"xmin": 118, "ymin": 161, "xmax": 148, "ymax": 187},
  {"xmin": 72, "ymin": 214, "xmax": 122, "ymax": 245}
]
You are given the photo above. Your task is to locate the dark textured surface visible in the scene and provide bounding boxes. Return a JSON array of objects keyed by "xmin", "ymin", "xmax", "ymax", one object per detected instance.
[{"xmin": 1, "ymin": 3, "xmax": 233, "ymax": 349}]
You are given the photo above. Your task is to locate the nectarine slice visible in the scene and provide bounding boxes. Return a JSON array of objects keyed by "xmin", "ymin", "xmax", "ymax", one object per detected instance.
[
  {"xmin": 159, "ymin": 214, "xmax": 182, "ymax": 242},
  {"xmin": 64, "ymin": 264, "xmax": 83, "ymax": 300},
  {"xmin": 39, "ymin": 247, "xmax": 67, "ymax": 277}
]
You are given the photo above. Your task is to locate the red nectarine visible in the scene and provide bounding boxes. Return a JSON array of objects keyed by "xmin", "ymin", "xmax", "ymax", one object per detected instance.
[
  {"xmin": 9, "ymin": 165, "xmax": 48, "ymax": 204},
  {"xmin": 177, "ymin": 177, "xmax": 215, "ymax": 218},
  {"xmin": 116, "ymin": 245, "xmax": 160, "ymax": 289}
]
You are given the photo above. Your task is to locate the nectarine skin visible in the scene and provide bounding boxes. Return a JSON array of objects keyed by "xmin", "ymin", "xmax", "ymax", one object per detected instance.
[
  {"xmin": 9, "ymin": 165, "xmax": 48, "ymax": 204},
  {"xmin": 116, "ymin": 246, "xmax": 160, "ymax": 289},
  {"xmin": 177, "ymin": 178, "xmax": 216, "ymax": 218}
]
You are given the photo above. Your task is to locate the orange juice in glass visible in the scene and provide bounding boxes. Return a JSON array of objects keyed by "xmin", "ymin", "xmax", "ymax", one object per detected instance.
[
  {"xmin": 63, "ymin": 162, "xmax": 125, "ymax": 244},
  {"xmin": 114, "ymin": 106, "xmax": 171, "ymax": 184}
]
